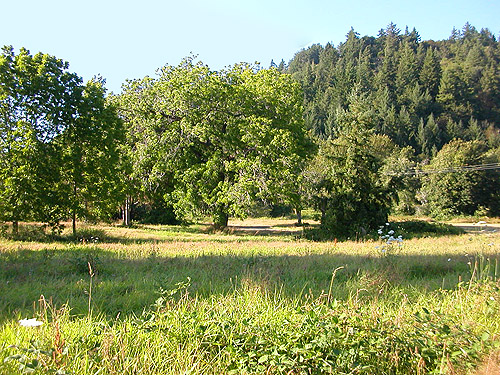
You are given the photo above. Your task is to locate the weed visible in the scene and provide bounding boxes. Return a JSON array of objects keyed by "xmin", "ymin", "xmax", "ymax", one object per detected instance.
[
  {"xmin": 467, "ymin": 253, "xmax": 500, "ymax": 283},
  {"xmin": 0, "ymin": 219, "xmax": 499, "ymax": 374},
  {"xmin": 3, "ymin": 297, "xmax": 70, "ymax": 374},
  {"xmin": 376, "ymin": 222, "xmax": 404, "ymax": 256},
  {"xmin": 68, "ymin": 248, "xmax": 100, "ymax": 276},
  {"xmin": 74, "ymin": 228, "xmax": 106, "ymax": 244}
]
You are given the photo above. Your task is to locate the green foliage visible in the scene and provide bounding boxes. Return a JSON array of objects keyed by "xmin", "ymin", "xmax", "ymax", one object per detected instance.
[
  {"xmin": 421, "ymin": 139, "xmax": 500, "ymax": 217},
  {"xmin": 58, "ymin": 78, "xmax": 126, "ymax": 234},
  {"xmin": 223, "ymin": 303, "xmax": 491, "ymax": 374},
  {"xmin": 393, "ymin": 220, "xmax": 464, "ymax": 238},
  {"xmin": 0, "ymin": 46, "xmax": 80, "ymax": 230},
  {"xmin": 287, "ymin": 23, "xmax": 500, "ymax": 157},
  {"xmin": 119, "ymin": 59, "xmax": 312, "ymax": 228},
  {"xmin": 305, "ymin": 89, "xmax": 391, "ymax": 238},
  {"xmin": 0, "ymin": 223, "xmax": 48, "ymax": 241},
  {"xmin": 0, "ymin": 46, "xmax": 125, "ymax": 234},
  {"xmin": 132, "ymin": 201, "xmax": 179, "ymax": 225},
  {"xmin": 377, "ymin": 141, "xmax": 419, "ymax": 214}
]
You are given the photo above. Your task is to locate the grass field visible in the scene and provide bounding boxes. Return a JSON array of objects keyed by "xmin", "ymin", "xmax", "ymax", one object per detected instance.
[{"xmin": 0, "ymin": 218, "xmax": 499, "ymax": 374}]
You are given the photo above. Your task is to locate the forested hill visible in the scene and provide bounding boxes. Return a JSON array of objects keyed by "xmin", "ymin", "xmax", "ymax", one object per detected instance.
[{"xmin": 286, "ymin": 23, "xmax": 500, "ymax": 158}]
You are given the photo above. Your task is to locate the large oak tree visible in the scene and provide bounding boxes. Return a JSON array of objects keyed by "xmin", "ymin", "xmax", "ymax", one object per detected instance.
[{"xmin": 120, "ymin": 58, "xmax": 312, "ymax": 228}]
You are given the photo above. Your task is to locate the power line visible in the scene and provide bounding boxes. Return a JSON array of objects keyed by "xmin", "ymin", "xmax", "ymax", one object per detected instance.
[{"xmin": 385, "ymin": 162, "xmax": 500, "ymax": 176}]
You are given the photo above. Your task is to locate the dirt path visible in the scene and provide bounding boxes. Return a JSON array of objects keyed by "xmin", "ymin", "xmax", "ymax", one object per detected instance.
[{"xmin": 448, "ymin": 222, "xmax": 500, "ymax": 233}]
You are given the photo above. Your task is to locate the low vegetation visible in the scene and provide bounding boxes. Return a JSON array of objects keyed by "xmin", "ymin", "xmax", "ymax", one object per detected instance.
[
  {"xmin": 0, "ymin": 218, "xmax": 499, "ymax": 374},
  {"xmin": 2, "ymin": 21, "xmax": 500, "ymax": 375}
]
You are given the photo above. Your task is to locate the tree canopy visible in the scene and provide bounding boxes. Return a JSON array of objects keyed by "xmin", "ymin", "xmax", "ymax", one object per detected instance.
[
  {"xmin": 2, "ymin": 22, "xmax": 500, "ymax": 235},
  {"xmin": 288, "ymin": 23, "xmax": 500, "ymax": 157},
  {"xmin": 0, "ymin": 46, "xmax": 124, "ymax": 234},
  {"xmin": 119, "ymin": 58, "xmax": 312, "ymax": 228}
]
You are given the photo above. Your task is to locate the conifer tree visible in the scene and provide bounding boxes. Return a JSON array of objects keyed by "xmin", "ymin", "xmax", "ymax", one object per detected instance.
[{"xmin": 420, "ymin": 47, "xmax": 441, "ymax": 99}]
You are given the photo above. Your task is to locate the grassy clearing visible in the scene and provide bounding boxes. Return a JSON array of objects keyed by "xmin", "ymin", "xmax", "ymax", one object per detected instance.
[{"xmin": 0, "ymin": 219, "xmax": 499, "ymax": 374}]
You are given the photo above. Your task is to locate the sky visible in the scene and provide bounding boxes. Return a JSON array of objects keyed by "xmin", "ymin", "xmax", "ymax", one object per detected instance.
[{"xmin": 1, "ymin": 0, "xmax": 499, "ymax": 93}]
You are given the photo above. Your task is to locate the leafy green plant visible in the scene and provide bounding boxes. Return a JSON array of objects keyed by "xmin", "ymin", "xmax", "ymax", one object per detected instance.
[
  {"xmin": 151, "ymin": 277, "xmax": 192, "ymax": 312},
  {"xmin": 68, "ymin": 248, "xmax": 100, "ymax": 276},
  {"xmin": 4, "ymin": 340, "xmax": 68, "ymax": 374}
]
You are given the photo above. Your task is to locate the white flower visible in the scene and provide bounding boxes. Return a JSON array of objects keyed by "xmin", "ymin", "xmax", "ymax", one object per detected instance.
[
  {"xmin": 377, "ymin": 229, "xmax": 383, "ymax": 235},
  {"xmin": 447, "ymin": 258, "xmax": 451, "ymax": 262},
  {"xmin": 386, "ymin": 223, "xmax": 390, "ymax": 226},
  {"xmin": 388, "ymin": 230, "xmax": 394, "ymax": 235},
  {"xmin": 19, "ymin": 318, "xmax": 43, "ymax": 327}
]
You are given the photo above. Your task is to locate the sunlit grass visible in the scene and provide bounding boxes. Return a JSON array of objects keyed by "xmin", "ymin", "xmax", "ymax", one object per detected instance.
[{"xmin": 0, "ymin": 218, "xmax": 499, "ymax": 374}]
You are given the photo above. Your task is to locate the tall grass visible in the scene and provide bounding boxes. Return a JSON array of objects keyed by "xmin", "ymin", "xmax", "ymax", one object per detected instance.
[{"xmin": 0, "ymin": 220, "xmax": 499, "ymax": 374}]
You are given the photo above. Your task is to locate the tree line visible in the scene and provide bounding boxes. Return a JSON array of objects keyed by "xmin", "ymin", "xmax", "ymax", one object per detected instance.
[
  {"xmin": 288, "ymin": 23, "xmax": 500, "ymax": 150},
  {"xmin": 286, "ymin": 22, "xmax": 500, "ymax": 236},
  {"xmin": 1, "ymin": 23, "xmax": 499, "ymax": 237}
]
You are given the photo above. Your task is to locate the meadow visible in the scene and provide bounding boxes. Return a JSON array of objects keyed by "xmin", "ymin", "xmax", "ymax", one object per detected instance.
[{"xmin": 0, "ymin": 218, "xmax": 499, "ymax": 374}]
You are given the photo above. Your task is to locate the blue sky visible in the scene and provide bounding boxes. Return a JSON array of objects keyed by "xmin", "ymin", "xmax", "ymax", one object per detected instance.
[{"xmin": 1, "ymin": 0, "xmax": 499, "ymax": 93}]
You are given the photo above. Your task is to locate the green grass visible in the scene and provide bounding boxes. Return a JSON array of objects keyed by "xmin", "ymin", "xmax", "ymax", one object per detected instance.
[{"xmin": 0, "ymin": 219, "xmax": 499, "ymax": 374}]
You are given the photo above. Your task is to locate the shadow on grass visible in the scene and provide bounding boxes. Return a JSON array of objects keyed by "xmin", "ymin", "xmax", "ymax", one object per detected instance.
[
  {"xmin": 225, "ymin": 225, "xmax": 303, "ymax": 237},
  {"xmin": 132, "ymin": 223, "xmax": 210, "ymax": 234},
  {"xmin": 1, "ymin": 243, "xmax": 496, "ymax": 322},
  {"xmin": 1, "ymin": 220, "xmax": 465, "ymax": 246},
  {"xmin": 0, "ymin": 224, "xmax": 213, "ymax": 245},
  {"xmin": 304, "ymin": 220, "xmax": 465, "ymax": 241},
  {"xmin": 1, "ymin": 222, "xmax": 303, "ymax": 245}
]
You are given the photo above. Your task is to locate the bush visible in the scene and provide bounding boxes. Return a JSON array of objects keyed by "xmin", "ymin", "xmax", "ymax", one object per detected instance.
[{"xmin": 0, "ymin": 223, "xmax": 49, "ymax": 241}]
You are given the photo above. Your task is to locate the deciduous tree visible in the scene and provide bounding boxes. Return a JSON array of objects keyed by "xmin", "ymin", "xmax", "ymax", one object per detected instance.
[
  {"xmin": 120, "ymin": 58, "xmax": 312, "ymax": 228},
  {"xmin": 421, "ymin": 139, "xmax": 497, "ymax": 217},
  {"xmin": 0, "ymin": 46, "xmax": 124, "ymax": 234}
]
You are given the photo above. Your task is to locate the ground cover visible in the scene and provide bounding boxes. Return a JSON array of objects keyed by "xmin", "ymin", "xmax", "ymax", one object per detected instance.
[{"xmin": 0, "ymin": 219, "xmax": 499, "ymax": 374}]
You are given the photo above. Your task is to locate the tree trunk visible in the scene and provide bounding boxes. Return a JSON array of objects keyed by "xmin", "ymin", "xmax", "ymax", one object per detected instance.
[
  {"xmin": 72, "ymin": 181, "xmax": 77, "ymax": 236},
  {"xmin": 72, "ymin": 209, "xmax": 77, "ymax": 236},
  {"xmin": 213, "ymin": 209, "xmax": 229, "ymax": 230},
  {"xmin": 12, "ymin": 220, "xmax": 18, "ymax": 236},
  {"xmin": 123, "ymin": 197, "xmax": 131, "ymax": 226},
  {"xmin": 295, "ymin": 208, "xmax": 302, "ymax": 226}
]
